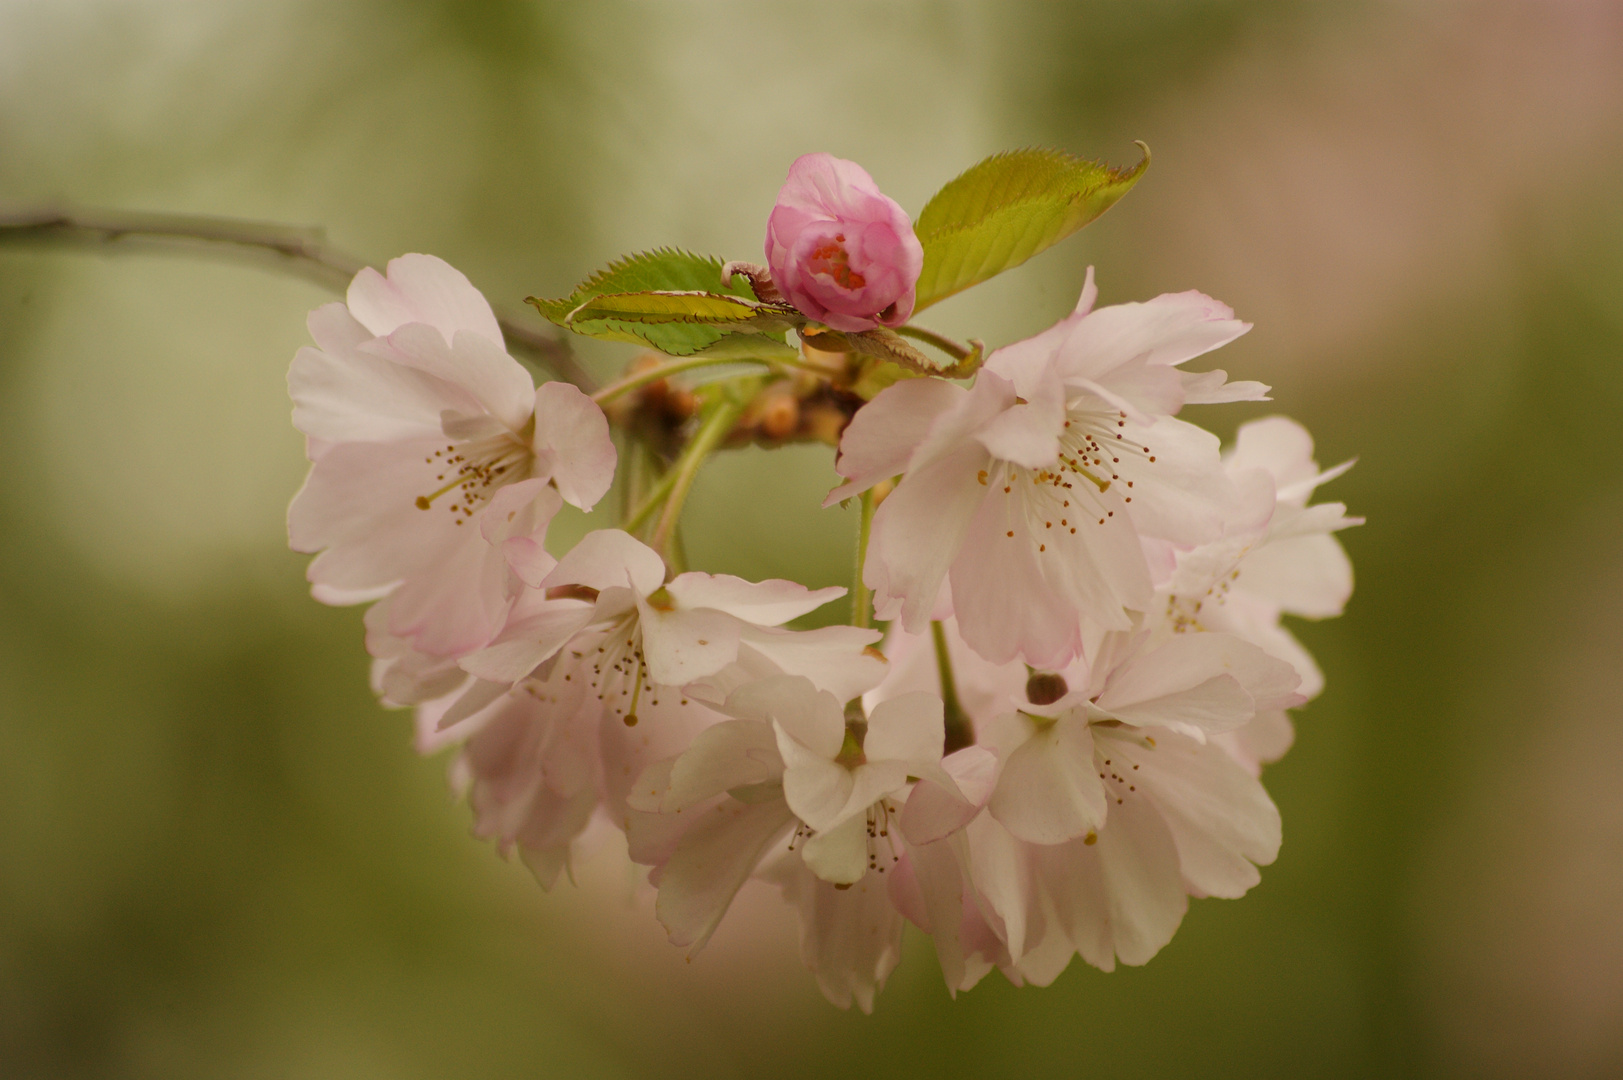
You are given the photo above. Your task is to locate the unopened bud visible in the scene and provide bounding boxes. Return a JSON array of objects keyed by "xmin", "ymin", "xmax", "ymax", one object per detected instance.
[
  {"xmin": 1026, "ymin": 671, "xmax": 1068, "ymax": 706},
  {"xmin": 758, "ymin": 391, "xmax": 799, "ymax": 440}
]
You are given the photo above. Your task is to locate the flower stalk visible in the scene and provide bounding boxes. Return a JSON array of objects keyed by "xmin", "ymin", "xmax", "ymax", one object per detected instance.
[{"xmin": 931, "ymin": 620, "xmax": 975, "ymax": 754}]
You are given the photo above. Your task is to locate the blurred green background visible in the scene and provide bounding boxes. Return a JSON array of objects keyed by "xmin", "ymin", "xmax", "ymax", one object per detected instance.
[{"xmin": 3, "ymin": 2, "xmax": 1621, "ymax": 1076}]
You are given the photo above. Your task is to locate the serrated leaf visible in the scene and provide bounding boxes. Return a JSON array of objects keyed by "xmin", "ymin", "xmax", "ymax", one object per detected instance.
[
  {"xmin": 529, "ymin": 249, "xmax": 785, "ymax": 356},
  {"xmin": 912, "ymin": 145, "xmax": 1150, "ymax": 312}
]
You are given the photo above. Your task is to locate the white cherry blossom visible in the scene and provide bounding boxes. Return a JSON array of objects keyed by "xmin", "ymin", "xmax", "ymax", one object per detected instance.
[
  {"xmin": 459, "ymin": 529, "xmax": 886, "ymax": 721},
  {"xmin": 829, "ymin": 268, "xmax": 1265, "ymax": 668},
  {"xmin": 288, "ymin": 254, "xmax": 616, "ymax": 657},
  {"xmin": 1155, "ymin": 416, "xmax": 1360, "ymax": 770}
]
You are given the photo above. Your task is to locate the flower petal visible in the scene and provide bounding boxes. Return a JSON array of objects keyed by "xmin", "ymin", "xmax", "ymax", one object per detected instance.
[{"xmin": 345, "ymin": 253, "xmax": 505, "ymax": 347}]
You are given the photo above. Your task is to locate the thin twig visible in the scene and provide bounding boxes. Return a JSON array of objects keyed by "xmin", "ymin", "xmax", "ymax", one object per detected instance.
[{"xmin": 0, "ymin": 207, "xmax": 594, "ymax": 390}]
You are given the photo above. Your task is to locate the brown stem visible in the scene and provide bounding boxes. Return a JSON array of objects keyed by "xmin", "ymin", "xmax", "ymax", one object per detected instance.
[{"xmin": 0, "ymin": 206, "xmax": 593, "ymax": 389}]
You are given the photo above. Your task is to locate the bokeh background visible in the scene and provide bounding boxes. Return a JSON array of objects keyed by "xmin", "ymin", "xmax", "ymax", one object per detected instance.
[{"xmin": 2, "ymin": 1, "xmax": 1621, "ymax": 1076}]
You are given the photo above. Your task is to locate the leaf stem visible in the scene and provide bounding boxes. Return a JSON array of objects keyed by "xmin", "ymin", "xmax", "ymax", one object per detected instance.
[
  {"xmin": 932, "ymin": 620, "xmax": 976, "ymax": 753},
  {"xmin": 893, "ymin": 323, "xmax": 980, "ymax": 363},
  {"xmin": 852, "ymin": 490, "xmax": 875, "ymax": 629},
  {"xmin": 591, "ymin": 351, "xmax": 830, "ymax": 406},
  {"xmin": 648, "ymin": 392, "xmax": 748, "ymax": 562},
  {"xmin": 0, "ymin": 206, "xmax": 593, "ymax": 389}
]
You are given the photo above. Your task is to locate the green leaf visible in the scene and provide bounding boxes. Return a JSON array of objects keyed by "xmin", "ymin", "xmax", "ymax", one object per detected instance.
[
  {"xmin": 529, "ymin": 249, "xmax": 789, "ymax": 356},
  {"xmin": 565, "ymin": 290, "xmax": 799, "ymax": 333},
  {"xmin": 911, "ymin": 144, "xmax": 1150, "ymax": 312}
]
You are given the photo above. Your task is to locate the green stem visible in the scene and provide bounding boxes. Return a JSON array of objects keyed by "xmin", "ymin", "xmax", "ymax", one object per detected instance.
[
  {"xmin": 591, "ymin": 351, "xmax": 829, "ymax": 406},
  {"xmin": 620, "ymin": 462, "xmax": 680, "ymax": 537},
  {"xmin": 852, "ymin": 489, "xmax": 875, "ymax": 629},
  {"xmin": 648, "ymin": 394, "xmax": 747, "ymax": 561},
  {"xmin": 932, "ymin": 620, "xmax": 975, "ymax": 753}
]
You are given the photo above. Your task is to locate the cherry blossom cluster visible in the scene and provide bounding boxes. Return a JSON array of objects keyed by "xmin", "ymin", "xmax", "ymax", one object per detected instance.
[{"xmin": 286, "ymin": 151, "xmax": 1358, "ymax": 1010}]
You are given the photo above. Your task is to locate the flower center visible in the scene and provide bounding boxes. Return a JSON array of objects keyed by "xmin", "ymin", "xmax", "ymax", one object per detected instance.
[
  {"xmin": 414, "ymin": 433, "xmax": 532, "ymax": 523},
  {"xmin": 585, "ymin": 615, "xmax": 660, "ymax": 726},
  {"xmin": 807, "ymin": 235, "xmax": 866, "ymax": 291}
]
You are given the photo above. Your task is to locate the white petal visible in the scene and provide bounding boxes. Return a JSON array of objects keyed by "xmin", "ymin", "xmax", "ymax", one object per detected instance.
[
  {"xmin": 1098, "ymin": 632, "xmax": 1299, "ymax": 734},
  {"xmin": 1031, "ymin": 788, "xmax": 1186, "ymax": 970},
  {"xmin": 732, "ymin": 625, "xmax": 887, "ymax": 702},
  {"xmin": 899, "ymin": 745, "xmax": 997, "ymax": 846},
  {"xmin": 727, "ymin": 676, "xmax": 844, "ymax": 758},
  {"xmin": 367, "ymin": 324, "xmax": 534, "ymax": 435},
  {"xmin": 865, "ymin": 440, "xmax": 990, "ymax": 633},
  {"xmin": 988, "ymin": 713, "xmax": 1107, "ymax": 844},
  {"xmin": 801, "ymin": 812, "xmax": 871, "ymax": 885},
  {"xmin": 644, "ymin": 719, "xmax": 783, "ymax": 812},
  {"xmin": 289, "ymin": 341, "xmax": 470, "ymax": 444},
  {"xmin": 1241, "ymin": 531, "xmax": 1354, "ymax": 619},
  {"xmin": 1056, "ymin": 289, "xmax": 1250, "ymax": 381},
  {"xmin": 533, "ymin": 381, "xmax": 617, "ymax": 510},
  {"xmin": 654, "ymin": 795, "xmax": 797, "ymax": 951},
  {"xmin": 638, "ymin": 604, "xmax": 742, "ymax": 687},
  {"xmin": 1114, "ymin": 727, "xmax": 1281, "ymax": 898},
  {"xmin": 1180, "ymin": 368, "xmax": 1271, "ymax": 404},
  {"xmin": 457, "ymin": 600, "xmax": 596, "ymax": 684},
  {"xmin": 827, "ymin": 377, "xmax": 964, "ymax": 503},
  {"xmin": 863, "ymin": 691, "xmax": 945, "ymax": 766},
  {"xmin": 666, "ymin": 573, "xmax": 846, "ymax": 627},
  {"xmin": 542, "ymin": 529, "xmax": 666, "ymax": 595},
  {"xmin": 765, "ymin": 858, "xmax": 905, "ymax": 1013}
]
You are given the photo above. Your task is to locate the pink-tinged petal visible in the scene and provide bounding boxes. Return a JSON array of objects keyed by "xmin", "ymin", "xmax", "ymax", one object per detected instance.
[
  {"xmin": 989, "ymin": 713, "xmax": 1107, "ymax": 844},
  {"xmin": 638, "ymin": 604, "xmax": 743, "ymax": 687},
  {"xmin": 950, "ymin": 465, "xmax": 1152, "ymax": 665},
  {"xmin": 666, "ymin": 573, "xmax": 845, "ymax": 626},
  {"xmin": 598, "ymin": 694, "xmax": 719, "ymax": 825},
  {"xmin": 1216, "ymin": 708, "xmax": 1295, "ymax": 775},
  {"xmin": 385, "ymin": 530, "xmax": 510, "ymax": 656},
  {"xmin": 366, "ymin": 324, "xmax": 533, "ymax": 435},
  {"xmin": 1099, "ymin": 632, "xmax": 1299, "ymax": 733},
  {"xmin": 306, "ymin": 301, "xmax": 372, "ymax": 355},
  {"xmin": 1180, "ymin": 368, "xmax": 1271, "ymax": 404},
  {"xmin": 866, "ymin": 441, "xmax": 990, "ymax": 633},
  {"xmin": 345, "ymin": 253, "xmax": 504, "ymax": 346},
  {"xmin": 1030, "ymin": 788, "xmax": 1186, "ymax": 971},
  {"xmin": 1110, "ymin": 727, "xmax": 1281, "ymax": 898},
  {"xmin": 288, "ymin": 342, "xmax": 467, "ymax": 443},
  {"xmin": 289, "ymin": 435, "xmax": 461, "ymax": 583},
  {"xmin": 900, "ymin": 745, "xmax": 998, "ymax": 845},
  {"xmin": 1055, "ymin": 289, "xmax": 1250, "ymax": 382},
  {"xmin": 894, "ymin": 836, "xmax": 978, "ymax": 994},
  {"xmin": 654, "ymin": 795, "xmax": 797, "ymax": 952},
  {"xmin": 802, "ymin": 812, "xmax": 871, "ymax": 884},
  {"xmin": 641, "ymin": 720, "xmax": 783, "ymax": 813},
  {"xmin": 533, "ymin": 381, "xmax": 616, "ymax": 510},
  {"xmin": 542, "ymin": 529, "xmax": 666, "ymax": 595},
  {"xmin": 728, "ymin": 676, "xmax": 843, "ymax": 758},
  {"xmin": 827, "ymin": 377, "xmax": 964, "ymax": 504},
  {"xmin": 972, "ymin": 370, "xmax": 1068, "ymax": 469},
  {"xmin": 429, "ymin": 677, "xmax": 512, "ymax": 739},
  {"xmin": 457, "ymin": 599, "xmax": 595, "ymax": 684},
  {"xmin": 763, "ymin": 857, "xmax": 905, "ymax": 1013},
  {"xmin": 963, "ymin": 814, "xmax": 1031, "ymax": 961},
  {"xmin": 863, "ymin": 691, "xmax": 944, "ymax": 767}
]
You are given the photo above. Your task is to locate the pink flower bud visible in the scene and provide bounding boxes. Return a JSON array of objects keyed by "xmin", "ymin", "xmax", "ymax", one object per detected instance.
[{"xmin": 765, "ymin": 153, "xmax": 924, "ymax": 333}]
